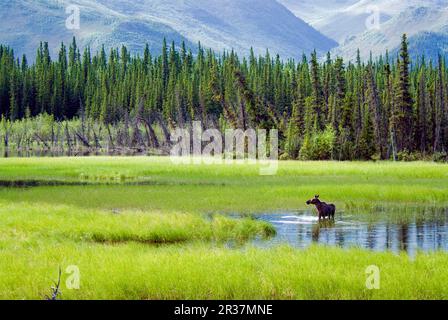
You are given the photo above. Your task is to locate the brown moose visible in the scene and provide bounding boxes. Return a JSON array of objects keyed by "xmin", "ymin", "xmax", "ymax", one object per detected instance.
[{"xmin": 306, "ymin": 195, "xmax": 336, "ymax": 221}]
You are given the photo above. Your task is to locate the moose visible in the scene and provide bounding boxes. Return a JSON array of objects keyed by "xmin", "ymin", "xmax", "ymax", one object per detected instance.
[{"xmin": 306, "ymin": 195, "xmax": 336, "ymax": 221}]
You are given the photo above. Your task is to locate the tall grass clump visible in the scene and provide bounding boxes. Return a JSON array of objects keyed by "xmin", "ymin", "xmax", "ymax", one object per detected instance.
[{"xmin": 0, "ymin": 202, "xmax": 274, "ymax": 245}]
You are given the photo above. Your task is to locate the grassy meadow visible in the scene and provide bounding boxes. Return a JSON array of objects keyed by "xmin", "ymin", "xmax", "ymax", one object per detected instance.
[
  {"xmin": 1, "ymin": 157, "xmax": 448, "ymax": 299},
  {"xmin": 1, "ymin": 157, "xmax": 448, "ymax": 212}
]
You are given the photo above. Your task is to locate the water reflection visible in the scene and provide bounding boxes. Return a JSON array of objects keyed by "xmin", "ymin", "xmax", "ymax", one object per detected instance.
[
  {"xmin": 0, "ymin": 148, "xmax": 150, "ymax": 158},
  {"xmin": 253, "ymin": 208, "xmax": 448, "ymax": 255}
]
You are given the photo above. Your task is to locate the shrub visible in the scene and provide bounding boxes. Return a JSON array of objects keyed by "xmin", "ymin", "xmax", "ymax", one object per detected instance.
[
  {"xmin": 433, "ymin": 152, "xmax": 448, "ymax": 163},
  {"xmin": 396, "ymin": 151, "xmax": 432, "ymax": 162},
  {"xmin": 299, "ymin": 126, "xmax": 335, "ymax": 160}
]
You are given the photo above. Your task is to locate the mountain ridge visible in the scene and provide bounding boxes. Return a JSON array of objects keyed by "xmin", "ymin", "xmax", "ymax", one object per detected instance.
[
  {"xmin": 0, "ymin": 0, "xmax": 337, "ymax": 61},
  {"xmin": 280, "ymin": 0, "xmax": 448, "ymax": 61},
  {"xmin": 332, "ymin": 3, "xmax": 448, "ymax": 61}
]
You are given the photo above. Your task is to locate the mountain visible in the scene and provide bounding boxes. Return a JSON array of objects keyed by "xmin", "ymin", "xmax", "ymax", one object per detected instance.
[
  {"xmin": 391, "ymin": 31, "xmax": 448, "ymax": 62},
  {"xmin": 278, "ymin": 0, "xmax": 358, "ymax": 38},
  {"xmin": 332, "ymin": 3, "xmax": 448, "ymax": 61},
  {"xmin": 280, "ymin": 0, "xmax": 442, "ymax": 44},
  {"xmin": 0, "ymin": 0, "xmax": 194, "ymax": 60},
  {"xmin": 281, "ymin": 0, "xmax": 448, "ymax": 61},
  {"xmin": 0, "ymin": 0, "xmax": 337, "ymax": 61}
]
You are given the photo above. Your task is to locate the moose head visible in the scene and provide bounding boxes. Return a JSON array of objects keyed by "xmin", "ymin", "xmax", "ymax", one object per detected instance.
[{"xmin": 306, "ymin": 195, "xmax": 320, "ymax": 206}]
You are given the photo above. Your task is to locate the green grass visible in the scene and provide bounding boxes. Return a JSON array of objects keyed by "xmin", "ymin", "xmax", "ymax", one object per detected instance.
[
  {"xmin": 1, "ymin": 157, "xmax": 448, "ymax": 300},
  {"xmin": 0, "ymin": 202, "xmax": 275, "ymax": 246},
  {"xmin": 0, "ymin": 157, "xmax": 447, "ymax": 213},
  {"xmin": 2, "ymin": 244, "xmax": 448, "ymax": 300}
]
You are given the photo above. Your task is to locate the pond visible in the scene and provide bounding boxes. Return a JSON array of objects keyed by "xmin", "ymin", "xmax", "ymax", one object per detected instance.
[{"xmin": 249, "ymin": 208, "xmax": 448, "ymax": 255}]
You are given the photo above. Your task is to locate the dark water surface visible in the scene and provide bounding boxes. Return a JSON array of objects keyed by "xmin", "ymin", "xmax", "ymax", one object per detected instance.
[{"xmin": 251, "ymin": 208, "xmax": 448, "ymax": 255}]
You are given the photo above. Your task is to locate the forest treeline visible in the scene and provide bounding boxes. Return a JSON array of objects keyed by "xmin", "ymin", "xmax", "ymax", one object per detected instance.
[{"xmin": 0, "ymin": 35, "xmax": 447, "ymax": 160}]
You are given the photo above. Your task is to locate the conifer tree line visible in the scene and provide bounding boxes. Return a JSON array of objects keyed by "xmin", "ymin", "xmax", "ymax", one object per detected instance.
[{"xmin": 0, "ymin": 34, "xmax": 447, "ymax": 160}]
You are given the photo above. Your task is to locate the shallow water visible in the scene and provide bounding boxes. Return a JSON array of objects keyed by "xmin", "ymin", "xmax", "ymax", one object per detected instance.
[
  {"xmin": 0, "ymin": 149, "xmax": 148, "ymax": 158},
  {"xmin": 251, "ymin": 209, "xmax": 448, "ymax": 255}
]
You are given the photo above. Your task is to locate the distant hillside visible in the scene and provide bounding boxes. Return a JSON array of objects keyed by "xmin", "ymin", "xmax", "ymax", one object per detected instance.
[
  {"xmin": 331, "ymin": 4, "xmax": 448, "ymax": 61},
  {"xmin": 0, "ymin": 0, "xmax": 337, "ymax": 60},
  {"xmin": 392, "ymin": 31, "xmax": 448, "ymax": 62},
  {"xmin": 281, "ymin": 0, "xmax": 448, "ymax": 61}
]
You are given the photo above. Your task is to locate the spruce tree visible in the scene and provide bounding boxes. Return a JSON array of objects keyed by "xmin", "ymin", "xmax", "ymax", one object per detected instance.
[{"xmin": 392, "ymin": 34, "xmax": 414, "ymax": 152}]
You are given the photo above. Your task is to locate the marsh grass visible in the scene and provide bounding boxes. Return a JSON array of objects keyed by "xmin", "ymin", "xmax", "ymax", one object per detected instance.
[
  {"xmin": 346, "ymin": 206, "xmax": 448, "ymax": 224},
  {"xmin": 1, "ymin": 244, "xmax": 448, "ymax": 300},
  {"xmin": 1, "ymin": 158, "xmax": 448, "ymax": 300},
  {"xmin": 0, "ymin": 202, "xmax": 275, "ymax": 246},
  {"xmin": 0, "ymin": 158, "xmax": 447, "ymax": 213}
]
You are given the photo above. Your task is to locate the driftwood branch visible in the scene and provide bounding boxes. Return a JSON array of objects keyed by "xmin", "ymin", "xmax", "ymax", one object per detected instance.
[{"xmin": 46, "ymin": 267, "xmax": 62, "ymax": 301}]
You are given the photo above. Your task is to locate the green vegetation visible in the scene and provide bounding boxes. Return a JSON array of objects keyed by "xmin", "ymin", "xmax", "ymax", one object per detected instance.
[
  {"xmin": 2, "ymin": 243, "xmax": 448, "ymax": 300},
  {"xmin": 1, "ymin": 158, "xmax": 448, "ymax": 300},
  {"xmin": 0, "ymin": 158, "xmax": 447, "ymax": 212},
  {"xmin": 1, "ymin": 35, "xmax": 448, "ymax": 161},
  {"xmin": 0, "ymin": 202, "xmax": 275, "ymax": 245}
]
